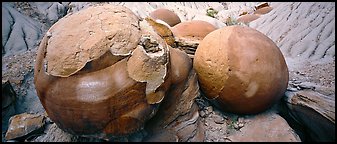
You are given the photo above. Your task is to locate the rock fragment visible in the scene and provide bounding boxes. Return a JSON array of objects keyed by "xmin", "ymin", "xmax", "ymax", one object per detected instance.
[
  {"xmin": 227, "ymin": 110, "xmax": 301, "ymax": 142},
  {"xmin": 5, "ymin": 113, "xmax": 45, "ymax": 140}
]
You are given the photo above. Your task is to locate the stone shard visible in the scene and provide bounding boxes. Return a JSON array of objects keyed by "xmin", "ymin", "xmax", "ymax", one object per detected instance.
[
  {"xmin": 127, "ymin": 19, "xmax": 170, "ymax": 104},
  {"xmin": 145, "ymin": 17, "xmax": 176, "ymax": 47},
  {"xmin": 174, "ymin": 37, "xmax": 199, "ymax": 59},
  {"xmin": 5, "ymin": 113, "xmax": 45, "ymax": 140}
]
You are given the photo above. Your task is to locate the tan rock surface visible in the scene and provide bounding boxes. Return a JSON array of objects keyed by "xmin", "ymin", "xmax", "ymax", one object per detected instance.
[
  {"xmin": 237, "ymin": 14, "xmax": 260, "ymax": 24},
  {"xmin": 193, "ymin": 26, "xmax": 289, "ymax": 114},
  {"xmin": 172, "ymin": 20, "xmax": 217, "ymax": 41},
  {"xmin": 227, "ymin": 110, "xmax": 301, "ymax": 142},
  {"xmin": 149, "ymin": 8, "xmax": 181, "ymax": 27},
  {"xmin": 5, "ymin": 113, "xmax": 45, "ymax": 140}
]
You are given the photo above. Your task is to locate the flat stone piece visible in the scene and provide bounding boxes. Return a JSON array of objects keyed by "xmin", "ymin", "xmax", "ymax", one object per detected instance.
[{"xmin": 5, "ymin": 113, "xmax": 45, "ymax": 140}]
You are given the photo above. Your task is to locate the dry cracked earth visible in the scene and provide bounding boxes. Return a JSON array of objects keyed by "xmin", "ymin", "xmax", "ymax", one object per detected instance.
[{"xmin": 2, "ymin": 2, "xmax": 335, "ymax": 142}]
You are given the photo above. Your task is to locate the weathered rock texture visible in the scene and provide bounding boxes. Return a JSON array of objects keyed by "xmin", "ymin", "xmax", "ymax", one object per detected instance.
[
  {"xmin": 13, "ymin": 2, "xmax": 68, "ymax": 27},
  {"xmin": 250, "ymin": 2, "xmax": 335, "ymax": 63},
  {"xmin": 33, "ymin": 4, "xmax": 167, "ymax": 139},
  {"xmin": 33, "ymin": 4, "xmax": 204, "ymax": 141},
  {"xmin": 144, "ymin": 49, "xmax": 204, "ymax": 141},
  {"xmin": 172, "ymin": 20, "xmax": 217, "ymax": 59},
  {"xmin": 250, "ymin": 2, "xmax": 335, "ymax": 142},
  {"xmin": 2, "ymin": 3, "xmax": 44, "ymax": 57},
  {"xmin": 283, "ymin": 90, "xmax": 335, "ymax": 141}
]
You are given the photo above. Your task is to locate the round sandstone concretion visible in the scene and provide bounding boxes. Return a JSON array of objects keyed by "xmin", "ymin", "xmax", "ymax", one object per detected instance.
[
  {"xmin": 193, "ymin": 26, "xmax": 289, "ymax": 114},
  {"xmin": 34, "ymin": 4, "xmax": 175, "ymax": 139},
  {"xmin": 237, "ymin": 14, "xmax": 260, "ymax": 24},
  {"xmin": 149, "ymin": 8, "xmax": 181, "ymax": 27},
  {"xmin": 254, "ymin": 6, "xmax": 273, "ymax": 15},
  {"xmin": 171, "ymin": 20, "xmax": 217, "ymax": 41}
]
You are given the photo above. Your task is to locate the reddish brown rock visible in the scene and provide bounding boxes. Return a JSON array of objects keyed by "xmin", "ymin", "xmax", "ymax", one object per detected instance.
[
  {"xmin": 172, "ymin": 20, "xmax": 217, "ymax": 41},
  {"xmin": 34, "ymin": 4, "xmax": 202, "ymax": 141},
  {"xmin": 34, "ymin": 4, "xmax": 170, "ymax": 139},
  {"xmin": 172, "ymin": 20, "xmax": 217, "ymax": 59},
  {"xmin": 193, "ymin": 26, "xmax": 289, "ymax": 114},
  {"xmin": 145, "ymin": 17, "xmax": 176, "ymax": 47},
  {"xmin": 237, "ymin": 14, "xmax": 260, "ymax": 24},
  {"xmin": 5, "ymin": 113, "xmax": 45, "ymax": 140},
  {"xmin": 143, "ymin": 48, "xmax": 204, "ymax": 142},
  {"xmin": 149, "ymin": 8, "xmax": 181, "ymax": 27},
  {"xmin": 254, "ymin": 2, "xmax": 270, "ymax": 10}
]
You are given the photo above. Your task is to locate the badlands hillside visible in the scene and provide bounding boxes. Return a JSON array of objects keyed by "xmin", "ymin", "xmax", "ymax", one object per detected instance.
[{"xmin": 2, "ymin": 2, "xmax": 335, "ymax": 142}]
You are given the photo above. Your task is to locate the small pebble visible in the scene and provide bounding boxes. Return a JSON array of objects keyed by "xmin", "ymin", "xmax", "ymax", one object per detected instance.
[
  {"xmin": 238, "ymin": 123, "xmax": 244, "ymax": 128},
  {"xmin": 199, "ymin": 111, "xmax": 206, "ymax": 118},
  {"xmin": 213, "ymin": 115, "xmax": 225, "ymax": 124},
  {"xmin": 206, "ymin": 106, "xmax": 213, "ymax": 113}
]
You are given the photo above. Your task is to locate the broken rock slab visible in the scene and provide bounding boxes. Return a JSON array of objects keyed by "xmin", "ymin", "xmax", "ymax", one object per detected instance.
[
  {"xmin": 5, "ymin": 113, "xmax": 45, "ymax": 140},
  {"xmin": 283, "ymin": 90, "xmax": 335, "ymax": 142},
  {"xmin": 227, "ymin": 109, "xmax": 301, "ymax": 142}
]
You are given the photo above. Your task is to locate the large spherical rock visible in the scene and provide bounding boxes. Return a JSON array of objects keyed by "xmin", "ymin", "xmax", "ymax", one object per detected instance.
[
  {"xmin": 149, "ymin": 8, "xmax": 181, "ymax": 27},
  {"xmin": 172, "ymin": 20, "xmax": 217, "ymax": 41},
  {"xmin": 34, "ymin": 4, "xmax": 190, "ymax": 140},
  {"xmin": 193, "ymin": 26, "xmax": 289, "ymax": 114}
]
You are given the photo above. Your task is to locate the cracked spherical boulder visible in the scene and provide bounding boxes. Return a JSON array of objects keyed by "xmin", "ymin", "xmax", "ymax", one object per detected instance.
[
  {"xmin": 171, "ymin": 20, "xmax": 217, "ymax": 59},
  {"xmin": 149, "ymin": 8, "xmax": 181, "ymax": 27},
  {"xmin": 34, "ymin": 4, "xmax": 186, "ymax": 140},
  {"xmin": 172, "ymin": 20, "xmax": 217, "ymax": 41},
  {"xmin": 193, "ymin": 26, "xmax": 289, "ymax": 114}
]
